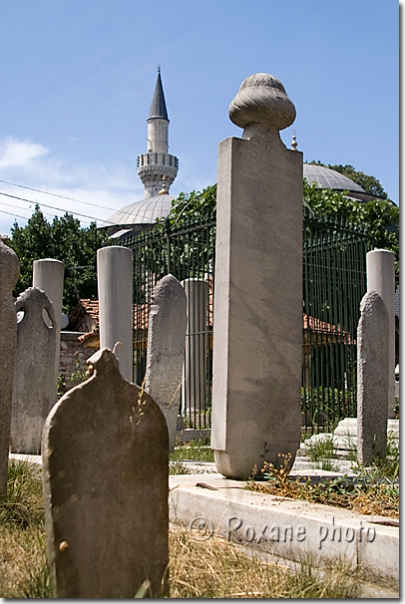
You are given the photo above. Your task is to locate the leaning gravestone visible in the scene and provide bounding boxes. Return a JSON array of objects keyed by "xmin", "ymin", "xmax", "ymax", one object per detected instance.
[
  {"xmin": 0, "ymin": 238, "xmax": 19, "ymax": 497},
  {"xmin": 357, "ymin": 290, "xmax": 389, "ymax": 465},
  {"xmin": 42, "ymin": 348, "xmax": 169, "ymax": 598},
  {"xmin": 211, "ymin": 73, "xmax": 303, "ymax": 479},
  {"xmin": 10, "ymin": 287, "xmax": 57, "ymax": 454},
  {"xmin": 145, "ymin": 274, "xmax": 186, "ymax": 451}
]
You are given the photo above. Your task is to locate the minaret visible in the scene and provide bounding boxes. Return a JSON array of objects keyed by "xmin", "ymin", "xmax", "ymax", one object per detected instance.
[{"xmin": 137, "ymin": 69, "xmax": 179, "ymax": 198}]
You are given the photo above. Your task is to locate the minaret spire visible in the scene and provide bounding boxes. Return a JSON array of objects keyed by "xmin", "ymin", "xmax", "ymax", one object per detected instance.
[{"xmin": 137, "ymin": 69, "xmax": 179, "ymax": 197}]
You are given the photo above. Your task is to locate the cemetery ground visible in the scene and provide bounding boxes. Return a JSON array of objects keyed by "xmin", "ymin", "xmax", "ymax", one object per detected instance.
[{"xmin": 0, "ymin": 436, "xmax": 399, "ymax": 598}]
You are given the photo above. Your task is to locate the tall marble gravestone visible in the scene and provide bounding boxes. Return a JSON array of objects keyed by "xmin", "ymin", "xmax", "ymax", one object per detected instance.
[
  {"xmin": 357, "ymin": 291, "xmax": 389, "ymax": 465},
  {"xmin": 145, "ymin": 274, "xmax": 187, "ymax": 452},
  {"xmin": 10, "ymin": 287, "xmax": 57, "ymax": 454},
  {"xmin": 42, "ymin": 348, "xmax": 169, "ymax": 598},
  {"xmin": 32, "ymin": 258, "xmax": 64, "ymax": 409},
  {"xmin": 211, "ymin": 73, "xmax": 303, "ymax": 479},
  {"xmin": 0, "ymin": 239, "xmax": 19, "ymax": 496}
]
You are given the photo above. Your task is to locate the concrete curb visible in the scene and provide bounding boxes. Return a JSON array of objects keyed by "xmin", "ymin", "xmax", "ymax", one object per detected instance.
[{"xmin": 169, "ymin": 474, "xmax": 399, "ymax": 583}]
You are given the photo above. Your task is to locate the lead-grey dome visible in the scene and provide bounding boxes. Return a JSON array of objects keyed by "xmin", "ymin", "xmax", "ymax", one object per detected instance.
[
  {"xmin": 303, "ymin": 164, "xmax": 377, "ymax": 201},
  {"xmin": 102, "ymin": 193, "xmax": 175, "ymax": 229}
]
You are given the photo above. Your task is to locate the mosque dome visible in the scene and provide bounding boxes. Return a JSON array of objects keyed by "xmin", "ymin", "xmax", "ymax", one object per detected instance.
[
  {"xmin": 103, "ymin": 193, "xmax": 175, "ymax": 231},
  {"xmin": 303, "ymin": 164, "xmax": 376, "ymax": 202}
]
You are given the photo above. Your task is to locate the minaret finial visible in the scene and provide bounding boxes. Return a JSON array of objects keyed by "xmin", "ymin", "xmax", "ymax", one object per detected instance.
[
  {"xmin": 291, "ymin": 130, "xmax": 298, "ymax": 151},
  {"xmin": 159, "ymin": 175, "xmax": 168, "ymax": 195},
  {"xmin": 157, "ymin": 65, "xmax": 161, "ymax": 74}
]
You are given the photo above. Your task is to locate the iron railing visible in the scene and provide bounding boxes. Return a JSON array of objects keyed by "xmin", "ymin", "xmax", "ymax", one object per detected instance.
[{"xmin": 124, "ymin": 208, "xmax": 372, "ymax": 433}]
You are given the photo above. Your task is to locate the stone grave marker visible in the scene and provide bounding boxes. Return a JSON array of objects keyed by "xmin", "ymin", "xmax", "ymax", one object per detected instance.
[
  {"xmin": 145, "ymin": 274, "xmax": 186, "ymax": 451},
  {"xmin": 42, "ymin": 348, "xmax": 169, "ymax": 598},
  {"xmin": 211, "ymin": 73, "xmax": 303, "ymax": 479},
  {"xmin": 181, "ymin": 279, "xmax": 209, "ymax": 419},
  {"xmin": 357, "ymin": 290, "xmax": 389, "ymax": 465},
  {"xmin": 0, "ymin": 238, "xmax": 19, "ymax": 496},
  {"xmin": 32, "ymin": 258, "xmax": 64, "ymax": 409},
  {"xmin": 10, "ymin": 287, "xmax": 57, "ymax": 454}
]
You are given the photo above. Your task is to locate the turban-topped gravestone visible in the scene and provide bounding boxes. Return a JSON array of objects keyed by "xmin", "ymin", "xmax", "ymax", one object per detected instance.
[{"xmin": 211, "ymin": 73, "xmax": 303, "ymax": 479}]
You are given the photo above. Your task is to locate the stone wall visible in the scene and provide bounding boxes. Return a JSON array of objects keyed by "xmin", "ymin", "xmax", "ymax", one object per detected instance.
[{"xmin": 59, "ymin": 332, "xmax": 96, "ymax": 394}]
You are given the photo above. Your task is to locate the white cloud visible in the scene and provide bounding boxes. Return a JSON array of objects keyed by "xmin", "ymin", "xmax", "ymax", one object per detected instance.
[
  {"xmin": 0, "ymin": 136, "xmax": 145, "ymax": 234},
  {"xmin": 0, "ymin": 136, "xmax": 48, "ymax": 169}
]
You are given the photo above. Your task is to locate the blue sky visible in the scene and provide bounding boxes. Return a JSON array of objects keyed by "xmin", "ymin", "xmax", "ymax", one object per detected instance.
[{"xmin": 0, "ymin": 0, "xmax": 399, "ymax": 235}]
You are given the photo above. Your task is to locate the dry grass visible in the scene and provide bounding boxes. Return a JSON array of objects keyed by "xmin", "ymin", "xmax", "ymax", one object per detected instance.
[
  {"xmin": 1, "ymin": 460, "xmax": 366, "ymax": 599},
  {"xmin": 247, "ymin": 454, "xmax": 399, "ymax": 519},
  {"xmin": 0, "ymin": 461, "xmax": 50, "ymax": 598},
  {"xmin": 169, "ymin": 528, "xmax": 361, "ymax": 598}
]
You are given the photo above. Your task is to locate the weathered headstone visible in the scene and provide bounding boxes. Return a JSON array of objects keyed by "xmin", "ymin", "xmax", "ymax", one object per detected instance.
[
  {"xmin": 211, "ymin": 73, "xmax": 303, "ymax": 479},
  {"xmin": 181, "ymin": 279, "xmax": 209, "ymax": 419},
  {"xmin": 366, "ymin": 249, "xmax": 396, "ymax": 418},
  {"xmin": 10, "ymin": 287, "xmax": 57, "ymax": 454},
  {"xmin": 145, "ymin": 274, "xmax": 186, "ymax": 451},
  {"xmin": 0, "ymin": 239, "xmax": 20, "ymax": 496},
  {"xmin": 97, "ymin": 246, "xmax": 133, "ymax": 381},
  {"xmin": 32, "ymin": 258, "xmax": 64, "ymax": 409},
  {"xmin": 357, "ymin": 290, "xmax": 389, "ymax": 465},
  {"xmin": 42, "ymin": 348, "xmax": 169, "ymax": 598}
]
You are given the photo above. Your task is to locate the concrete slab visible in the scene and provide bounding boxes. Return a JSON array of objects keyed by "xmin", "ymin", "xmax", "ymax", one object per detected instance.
[
  {"xmin": 9, "ymin": 453, "xmax": 42, "ymax": 468},
  {"xmin": 169, "ymin": 474, "xmax": 399, "ymax": 583}
]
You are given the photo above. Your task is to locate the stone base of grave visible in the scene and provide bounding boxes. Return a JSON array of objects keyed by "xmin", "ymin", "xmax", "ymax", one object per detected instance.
[
  {"xmin": 302, "ymin": 418, "xmax": 399, "ymax": 458},
  {"xmin": 168, "ymin": 473, "xmax": 399, "ymax": 586}
]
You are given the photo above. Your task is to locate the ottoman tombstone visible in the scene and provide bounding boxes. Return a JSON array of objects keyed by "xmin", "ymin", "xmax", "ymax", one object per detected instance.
[
  {"xmin": 211, "ymin": 73, "xmax": 303, "ymax": 479},
  {"xmin": 11, "ymin": 287, "xmax": 57, "ymax": 454},
  {"xmin": 42, "ymin": 348, "xmax": 169, "ymax": 598},
  {"xmin": 0, "ymin": 238, "xmax": 19, "ymax": 496}
]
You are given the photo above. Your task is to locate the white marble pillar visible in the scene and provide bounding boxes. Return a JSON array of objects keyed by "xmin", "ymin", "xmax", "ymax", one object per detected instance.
[
  {"xmin": 211, "ymin": 73, "xmax": 303, "ymax": 479},
  {"xmin": 33, "ymin": 258, "xmax": 64, "ymax": 408},
  {"xmin": 97, "ymin": 246, "xmax": 133, "ymax": 382},
  {"xmin": 366, "ymin": 249, "xmax": 396, "ymax": 418},
  {"xmin": 181, "ymin": 279, "xmax": 209, "ymax": 420}
]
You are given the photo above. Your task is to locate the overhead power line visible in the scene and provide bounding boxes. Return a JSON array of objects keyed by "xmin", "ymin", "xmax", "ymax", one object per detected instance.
[
  {"xmin": 0, "ymin": 179, "xmax": 118, "ymax": 212},
  {"xmin": 0, "ymin": 199, "xmax": 79, "ymax": 223},
  {"xmin": 0, "ymin": 191, "xmax": 116, "ymax": 225},
  {"xmin": 0, "ymin": 207, "xmax": 30, "ymax": 221}
]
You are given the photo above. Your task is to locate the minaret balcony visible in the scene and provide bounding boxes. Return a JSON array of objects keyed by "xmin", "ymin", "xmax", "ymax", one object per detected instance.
[{"xmin": 137, "ymin": 153, "xmax": 179, "ymax": 170}]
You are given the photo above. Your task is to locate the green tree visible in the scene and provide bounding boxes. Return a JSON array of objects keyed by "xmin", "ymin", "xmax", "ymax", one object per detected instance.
[
  {"xmin": 303, "ymin": 180, "xmax": 399, "ymax": 268},
  {"xmin": 7, "ymin": 205, "xmax": 111, "ymax": 313},
  {"xmin": 156, "ymin": 184, "xmax": 217, "ymax": 227}
]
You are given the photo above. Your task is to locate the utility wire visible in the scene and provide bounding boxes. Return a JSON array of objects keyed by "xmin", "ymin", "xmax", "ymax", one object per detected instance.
[
  {"xmin": 0, "ymin": 179, "xmax": 118, "ymax": 212},
  {"xmin": 0, "ymin": 191, "xmax": 116, "ymax": 225},
  {"xmin": 0, "ymin": 199, "xmax": 83, "ymax": 223},
  {"xmin": 0, "ymin": 208, "xmax": 30, "ymax": 221}
]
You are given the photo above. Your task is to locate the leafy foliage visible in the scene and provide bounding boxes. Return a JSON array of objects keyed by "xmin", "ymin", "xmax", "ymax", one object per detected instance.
[
  {"xmin": 159, "ymin": 180, "xmax": 398, "ymax": 269},
  {"xmin": 6, "ymin": 205, "xmax": 110, "ymax": 313},
  {"xmin": 156, "ymin": 184, "xmax": 217, "ymax": 227},
  {"xmin": 303, "ymin": 180, "xmax": 399, "ymax": 269}
]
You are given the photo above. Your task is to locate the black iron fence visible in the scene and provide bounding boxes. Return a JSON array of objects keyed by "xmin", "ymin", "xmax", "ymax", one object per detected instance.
[{"xmin": 124, "ymin": 208, "xmax": 372, "ymax": 433}]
